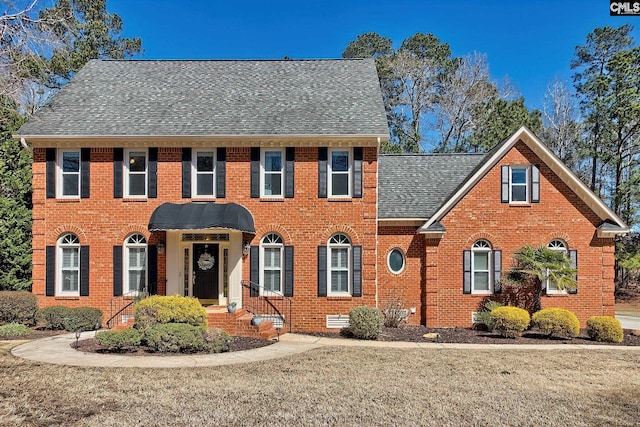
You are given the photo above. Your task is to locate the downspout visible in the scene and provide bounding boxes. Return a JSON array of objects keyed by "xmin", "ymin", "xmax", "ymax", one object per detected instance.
[
  {"xmin": 20, "ymin": 138, "xmax": 33, "ymax": 153},
  {"xmin": 375, "ymin": 136, "xmax": 380, "ymax": 309}
]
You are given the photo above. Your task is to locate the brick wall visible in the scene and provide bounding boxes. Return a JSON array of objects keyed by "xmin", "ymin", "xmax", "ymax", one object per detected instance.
[
  {"xmin": 420, "ymin": 140, "xmax": 615, "ymax": 327},
  {"xmin": 32, "ymin": 145, "xmax": 377, "ymax": 332}
]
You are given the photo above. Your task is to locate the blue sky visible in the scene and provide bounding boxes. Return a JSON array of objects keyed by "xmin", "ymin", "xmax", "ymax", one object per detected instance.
[{"xmin": 110, "ymin": 0, "xmax": 639, "ymax": 110}]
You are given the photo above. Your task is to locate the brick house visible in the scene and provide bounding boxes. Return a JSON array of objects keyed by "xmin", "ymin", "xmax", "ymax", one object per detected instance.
[{"xmin": 15, "ymin": 59, "xmax": 628, "ymax": 332}]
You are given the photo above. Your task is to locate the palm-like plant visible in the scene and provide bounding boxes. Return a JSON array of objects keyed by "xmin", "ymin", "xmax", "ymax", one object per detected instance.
[{"xmin": 508, "ymin": 245, "xmax": 577, "ymax": 312}]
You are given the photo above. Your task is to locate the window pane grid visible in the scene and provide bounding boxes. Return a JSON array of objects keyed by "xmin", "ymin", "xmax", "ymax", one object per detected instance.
[
  {"xmin": 126, "ymin": 151, "xmax": 147, "ymax": 197},
  {"xmin": 125, "ymin": 234, "xmax": 147, "ymax": 294},
  {"xmin": 329, "ymin": 150, "xmax": 350, "ymax": 197},
  {"xmin": 262, "ymin": 151, "xmax": 283, "ymax": 196},
  {"xmin": 60, "ymin": 151, "xmax": 80, "ymax": 197},
  {"xmin": 195, "ymin": 151, "xmax": 215, "ymax": 196},
  {"xmin": 58, "ymin": 233, "xmax": 80, "ymax": 295}
]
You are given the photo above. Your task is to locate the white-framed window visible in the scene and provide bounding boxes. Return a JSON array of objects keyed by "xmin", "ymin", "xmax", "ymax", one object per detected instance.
[
  {"xmin": 387, "ymin": 248, "xmax": 405, "ymax": 274},
  {"xmin": 125, "ymin": 233, "xmax": 147, "ymax": 294},
  {"xmin": 57, "ymin": 233, "xmax": 80, "ymax": 295},
  {"xmin": 328, "ymin": 233, "xmax": 351, "ymax": 295},
  {"xmin": 509, "ymin": 166, "xmax": 529, "ymax": 203},
  {"xmin": 58, "ymin": 150, "xmax": 80, "ymax": 198},
  {"xmin": 471, "ymin": 240, "xmax": 492, "ymax": 294},
  {"xmin": 192, "ymin": 150, "xmax": 215, "ymax": 197},
  {"xmin": 546, "ymin": 239, "xmax": 568, "ymax": 294},
  {"xmin": 124, "ymin": 149, "xmax": 147, "ymax": 197},
  {"xmin": 260, "ymin": 233, "xmax": 283, "ymax": 293},
  {"xmin": 261, "ymin": 149, "xmax": 284, "ymax": 197},
  {"xmin": 328, "ymin": 149, "xmax": 351, "ymax": 197}
]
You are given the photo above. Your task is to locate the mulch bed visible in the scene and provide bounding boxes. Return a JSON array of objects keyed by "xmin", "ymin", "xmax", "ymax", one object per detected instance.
[
  {"xmin": 72, "ymin": 335, "xmax": 274, "ymax": 356},
  {"xmin": 308, "ymin": 325, "xmax": 640, "ymax": 346}
]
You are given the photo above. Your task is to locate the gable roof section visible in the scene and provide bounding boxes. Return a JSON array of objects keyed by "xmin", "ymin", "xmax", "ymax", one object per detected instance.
[
  {"xmin": 16, "ymin": 59, "xmax": 389, "ymax": 140},
  {"xmin": 416, "ymin": 126, "xmax": 629, "ymax": 235},
  {"xmin": 378, "ymin": 153, "xmax": 485, "ymax": 219}
]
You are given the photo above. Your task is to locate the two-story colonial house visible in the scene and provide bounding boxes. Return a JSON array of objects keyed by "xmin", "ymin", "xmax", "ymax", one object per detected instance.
[{"xmin": 16, "ymin": 59, "xmax": 629, "ymax": 333}]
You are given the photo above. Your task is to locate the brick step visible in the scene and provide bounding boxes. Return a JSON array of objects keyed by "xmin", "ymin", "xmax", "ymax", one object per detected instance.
[{"xmin": 206, "ymin": 307, "xmax": 282, "ymax": 340}]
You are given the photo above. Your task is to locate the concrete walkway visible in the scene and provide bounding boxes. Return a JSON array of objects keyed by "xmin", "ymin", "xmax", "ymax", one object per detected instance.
[
  {"xmin": 617, "ymin": 315, "xmax": 640, "ymax": 330},
  {"xmin": 9, "ymin": 330, "xmax": 640, "ymax": 369}
]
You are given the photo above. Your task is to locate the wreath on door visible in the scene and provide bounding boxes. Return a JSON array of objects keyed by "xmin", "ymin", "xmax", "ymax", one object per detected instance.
[{"xmin": 197, "ymin": 252, "xmax": 215, "ymax": 271}]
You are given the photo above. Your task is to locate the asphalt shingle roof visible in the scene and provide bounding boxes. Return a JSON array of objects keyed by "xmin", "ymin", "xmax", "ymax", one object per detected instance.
[
  {"xmin": 18, "ymin": 59, "xmax": 388, "ymax": 137},
  {"xmin": 378, "ymin": 153, "xmax": 486, "ymax": 219}
]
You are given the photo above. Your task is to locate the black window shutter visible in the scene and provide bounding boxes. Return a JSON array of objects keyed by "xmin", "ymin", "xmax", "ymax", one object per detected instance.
[
  {"xmin": 81, "ymin": 148, "xmax": 90, "ymax": 199},
  {"xmin": 113, "ymin": 148, "xmax": 123, "ymax": 198},
  {"xmin": 531, "ymin": 164, "xmax": 540, "ymax": 203},
  {"xmin": 318, "ymin": 246, "xmax": 327, "ymax": 296},
  {"xmin": 501, "ymin": 165, "xmax": 509, "ymax": 203},
  {"xmin": 46, "ymin": 246, "xmax": 56, "ymax": 296},
  {"xmin": 113, "ymin": 246, "xmax": 123, "ymax": 297},
  {"xmin": 46, "ymin": 148, "xmax": 56, "ymax": 199},
  {"xmin": 463, "ymin": 250, "xmax": 471, "ymax": 294},
  {"xmin": 250, "ymin": 147, "xmax": 260, "ymax": 198},
  {"xmin": 148, "ymin": 147, "xmax": 158, "ymax": 198},
  {"xmin": 318, "ymin": 148, "xmax": 328, "ymax": 198},
  {"xmin": 568, "ymin": 249, "xmax": 578, "ymax": 294},
  {"xmin": 148, "ymin": 245, "xmax": 157, "ymax": 295},
  {"xmin": 285, "ymin": 147, "xmax": 295, "ymax": 198},
  {"xmin": 352, "ymin": 246, "xmax": 362, "ymax": 297},
  {"xmin": 493, "ymin": 250, "xmax": 502, "ymax": 293},
  {"xmin": 284, "ymin": 246, "xmax": 294, "ymax": 297},
  {"xmin": 216, "ymin": 147, "xmax": 226, "ymax": 198},
  {"xmin": 353, "ymin": 147, "xmax": 363, "ymax": 198},
  {"xmin": 250, "ymin": 245, "xmax": 259, "ymax": 296},
  {"xmin": 182, "ymin": 148, "xmax": 191, "ymax": 198},
  {"xmin": 80, "ymin": 245, "xmax": 90, "ymax": 296}
]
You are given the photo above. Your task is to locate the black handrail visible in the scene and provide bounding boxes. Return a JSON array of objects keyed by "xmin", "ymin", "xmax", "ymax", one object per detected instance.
[
  {"xmin": 241, "ymin": 280, "xmax": 292, "ymax": 333},
  {"xmin": 106, "ymin": 289, "xmax": 150, "ymax": 329}
]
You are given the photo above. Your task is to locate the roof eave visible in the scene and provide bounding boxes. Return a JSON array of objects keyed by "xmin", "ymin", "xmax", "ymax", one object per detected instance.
[{"xmin": 16, "ymin": 133, "xmax": 389, "ymax": 148}]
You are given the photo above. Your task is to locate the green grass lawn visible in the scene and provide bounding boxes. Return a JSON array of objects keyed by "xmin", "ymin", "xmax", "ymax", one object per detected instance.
[{"xmin": 1, "ymin": 343, "xmax": 639, "ymax": 426}]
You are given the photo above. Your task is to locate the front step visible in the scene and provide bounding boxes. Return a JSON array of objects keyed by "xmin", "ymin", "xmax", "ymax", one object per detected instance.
[{"xmin": 206, "ymin": 307, "xmax": 282, "ymax": 340}]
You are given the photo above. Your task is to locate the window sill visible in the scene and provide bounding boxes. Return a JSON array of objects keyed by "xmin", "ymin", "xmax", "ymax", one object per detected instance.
[
  {"xmin": 326, "ymin": 295, "xmax": 354, "ymax": 300},
  {"xmin": 328, "ymin": 198, "xmax": 353, "ymax": 202},
  {"xmin": 122, "ymin": 198, "xmax": 148, "ymax": 202},
  {"xmin": 544, "ymin": 292, "xmax": 569, "ymax": 297},
  {"xmin": 259, "ymin": 198, "xmax": 285, "ymax": 202},
  {"xmin": 191, "ymin": 197, "xmax": 216, "ymax": 201},
  {"xmin": 54, "ymin": 296, "xmax": 80, "ymax": 300},
  {"xmin": 55, "ymin": 198, "xmax": 80, "ymax": 203},
  {"xmin": 508, "ymin": 203, "xmax": 531, "ymax": 207}
]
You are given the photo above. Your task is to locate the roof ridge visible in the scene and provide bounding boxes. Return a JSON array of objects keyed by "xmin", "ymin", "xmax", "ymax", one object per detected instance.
[
  {"xmin": 97, "ymin": 58, "xmax": 370, "ymax": 63},
  {"xmin": 380, "ymin": 152, "xmax": 485, "ymax": 157}
]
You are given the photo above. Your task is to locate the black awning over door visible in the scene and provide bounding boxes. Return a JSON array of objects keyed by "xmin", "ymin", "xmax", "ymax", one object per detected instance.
[{"xmin": 148, "ymin": 202, "xmax": 255, "ymax": 234}]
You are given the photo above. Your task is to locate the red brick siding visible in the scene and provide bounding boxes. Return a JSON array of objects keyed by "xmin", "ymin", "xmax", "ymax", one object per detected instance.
[
  {"xmin": 32, "ymin": 146, "xmax": 377, "ymax": 332},
  {"xmin": 423, "ymin": 140, "xmax": 614, "ymax": 327}
]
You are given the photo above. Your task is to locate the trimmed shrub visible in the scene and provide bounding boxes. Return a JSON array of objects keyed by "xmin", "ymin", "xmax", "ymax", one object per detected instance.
[
  {"xmin": 63, "ymin": 307, "xmax": 103, "ymax": 332},
  {"xmin": 348, "ymin": 306, "xmax": 384, "ymax": 340},
  {"xmin": 490, "ymin": 306, "xmax": 530, "ymax": 338},
  {"xmin": 143, "ymin": 323, "xmax": 208, "ymax": 353},
  {"xmin": 586, "ymin": 316, "xmax": 624, "ymax": 343},
  {"xmin": 0, "ymin": 291, "xmax": 38, "ymax": 325},
  {"xmin": 37, "ymin": 306, "xmax": 72, "ymax": 330},
  {"xmin": 95, "ymin": 328, "xmax": 143, "ymax": 351},
  {"xmin": 532, "ymin": 308, "xmax": 580, "ymax": 338},
  {"xmin": 474, "ymin": 300, "xmax": 504, "ymax": 329},
  {"xmin": 203, "ymin": 327, "xmax": 232, "ymax": 353},
  {"xmin": 0, "ymin": 322, "xmax": 31, "ymax": 337},
  {"xmin": 134, "ymin": 295, "xmax": 207, "ymax": 329}
]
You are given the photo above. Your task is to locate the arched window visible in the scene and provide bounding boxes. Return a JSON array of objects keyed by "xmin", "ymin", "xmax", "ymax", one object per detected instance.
[
  {"xmin": 471, "ymin": 240, "xmax": 492, "ymax": 294},
  {"xmin": 261, "ymin": 233, "xmax": 283, "ymax": 293},
  {"xmin": 58, "ymin": 233, "xmax": 80, "ymax": 295},
  {"xmin": 328, "ymin": 233, "xmax": 351, "ymax": 295},
  {"xmin": 547, "ymin": 239, "xmax": 568, "ymax": 294},
  {"xmin": 125, "ymin": 234, "xmax": 147, "ymax": 294}
]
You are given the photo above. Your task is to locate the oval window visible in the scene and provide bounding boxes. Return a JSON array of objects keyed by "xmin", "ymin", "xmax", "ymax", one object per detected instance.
[{"xmin": 388, "ymin": 249, "xmax": 405, "ymax": 273}]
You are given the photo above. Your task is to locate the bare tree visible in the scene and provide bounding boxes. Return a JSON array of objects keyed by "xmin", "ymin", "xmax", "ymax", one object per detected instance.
[
  {"xmin": 432, "ymin": 52, "xmax": 497, "ymax": 152},
  {"xmin": 0, "ymin": 0, "xmax": 68, "ymax": 111},
  {"xmin": 542, "ymin": 78, "xmax": 582, "ymax": 170}
]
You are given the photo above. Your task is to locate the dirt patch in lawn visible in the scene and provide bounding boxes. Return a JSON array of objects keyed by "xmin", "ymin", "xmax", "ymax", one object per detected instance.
[
  {"xmin": 0, "ymin": 329, "xmax": 67, "ymax": 341},
  {"xmin": 309, "ymin": 325, "xmax": 640, "ymax": 346},
  {"xmin": 73, "ymin": 335, "xmax": 274, "ymax": 355}
]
